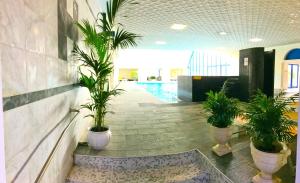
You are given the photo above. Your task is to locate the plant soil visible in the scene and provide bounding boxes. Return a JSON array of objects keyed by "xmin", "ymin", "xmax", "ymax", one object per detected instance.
[
  {"xmin": 254, "ymin": 142, "xmax": 283, "ymax": 153},
  {"xmin": 90, "ymin": 126, "xmax": 109, "ymax": 132}
]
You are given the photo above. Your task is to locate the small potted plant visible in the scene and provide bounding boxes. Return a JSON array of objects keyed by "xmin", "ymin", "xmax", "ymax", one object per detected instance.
[
  {"xmin": 73, "ymin": 0, "xmax": 139, "ymax": 150},
  {"xmin": 204, "ymin": 81, "xmax": 240, "ymax": 156},
  {"xmin": 244, "ymin": 90, "xmax": 294, "ymax": 183},
  {"xmin": 149, "ymin": 76, "xmax": 156, "ymax": 81}
]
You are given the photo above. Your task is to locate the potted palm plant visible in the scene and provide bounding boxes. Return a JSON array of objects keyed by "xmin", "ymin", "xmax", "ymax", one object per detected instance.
[
  {"xmin": 204, "ymin": 81, "xmax": 240, "ymax": 156},
  {"xmin": 244, "ymin": 91, "xmax": 294, "ymax": 183},
  {"xmin": 73, "ymin": 0, "xmax": 139, "ymax": 150}
]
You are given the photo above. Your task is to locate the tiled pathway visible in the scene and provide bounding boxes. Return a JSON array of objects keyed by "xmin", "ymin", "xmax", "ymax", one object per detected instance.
[{"xmin": 74, "ymin": 82, "xmax": 295, "ymax": 183}]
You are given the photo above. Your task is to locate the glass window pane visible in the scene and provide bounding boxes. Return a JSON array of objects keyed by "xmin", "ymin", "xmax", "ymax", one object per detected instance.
[
  {"xmin": 292, "ymin": 65, "xmax": 298, "ymax": 88},
  {"xmin": 288, "ymin": 65, "xmax": 292, "ymax": 88}
]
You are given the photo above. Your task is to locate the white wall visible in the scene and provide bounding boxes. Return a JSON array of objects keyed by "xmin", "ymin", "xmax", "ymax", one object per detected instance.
[
  {"xmin": 114, "ymin": 49, "xmax": 192, "ymax": 82},
  {"xmin": 115, "ymin": 49, "xmax": 192, "ymax": 69},
  {"xmin": 114, "ymin": 49, "xmax": 239, "ymax": 82},
  {"xmin": 266, "ymin": 43, "xmax": 300, "ymax": 90}
]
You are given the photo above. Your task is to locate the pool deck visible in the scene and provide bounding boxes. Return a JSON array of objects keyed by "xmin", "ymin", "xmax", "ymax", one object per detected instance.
[{"xmin": 74, "ymin": 82, "xmax": 295, "ymax": 183}]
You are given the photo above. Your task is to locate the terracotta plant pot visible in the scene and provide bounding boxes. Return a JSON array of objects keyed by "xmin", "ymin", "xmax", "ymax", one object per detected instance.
[
  {"xmin": 250, "ymin": 142, "xmax": 291, "ymax": 183},
  {"xmin": 212, "ymin": 126, "xmax": 232, "ymax": 156},
  {"xmin": 87, "ymin": 129, "xmax": 111, "ymax": 150}
]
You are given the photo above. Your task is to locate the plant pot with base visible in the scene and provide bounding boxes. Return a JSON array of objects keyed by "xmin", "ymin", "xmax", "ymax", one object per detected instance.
[
  {"xmin": 250, "ymin": 141, "xmax": 290, "ymax": 183},
  {"xmin": 204, "ymin": 81, "xmax": 240, "ymax": 156},
  {"xmin": 212, "ymin": 126, "xmax": 232, "ymax": 156},
  {"xmin": 72, "ymin": 0, "xmax": 140, "ymax": 150},
  {"xmin": 244, "ymin": 90, "xmax": 295, "ymax": 183}
]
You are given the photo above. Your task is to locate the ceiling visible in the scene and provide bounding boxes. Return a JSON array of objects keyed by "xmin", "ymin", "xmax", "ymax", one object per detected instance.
[{"xmin": 115, "ymin": 0, "xmax": 300, "ymax": 50}]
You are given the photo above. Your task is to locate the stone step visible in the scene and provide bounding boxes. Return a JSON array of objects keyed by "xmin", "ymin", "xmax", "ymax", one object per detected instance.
[
  {"xmin": 66, "ymin": 150, "xmax": 233, "ymax": 183},
  {"xmin": 73, "ymin": 150, "xmax": 201, "ymax": 170},
  {"xmin": 66, "ymin": 163, "xmax": 209, "ymax": 183}
]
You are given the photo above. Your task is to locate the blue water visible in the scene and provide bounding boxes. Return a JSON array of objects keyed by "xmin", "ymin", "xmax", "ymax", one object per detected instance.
[{"xmin": 136, "ymin": 82, "xmax": 178, "ymax": 103}]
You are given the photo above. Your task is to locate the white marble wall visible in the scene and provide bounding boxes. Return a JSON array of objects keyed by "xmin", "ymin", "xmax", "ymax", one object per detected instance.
[{"xmin": 0, "ymin": 0, "xmax": 101, "ymax": 182}]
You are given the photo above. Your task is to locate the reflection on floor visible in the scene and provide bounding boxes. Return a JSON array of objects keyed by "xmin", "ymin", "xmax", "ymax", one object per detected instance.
[{"xmin": 68, "ymin": 83, "xmax": 295, "ymax": 183}]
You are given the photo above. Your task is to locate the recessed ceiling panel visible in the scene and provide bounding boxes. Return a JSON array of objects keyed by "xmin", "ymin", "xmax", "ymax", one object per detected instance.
[{"xmin": 117, "ymin": 0, "xmax": 300, "ymax": 50}]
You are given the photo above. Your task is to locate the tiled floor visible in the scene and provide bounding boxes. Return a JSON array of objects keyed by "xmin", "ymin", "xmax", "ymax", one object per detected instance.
[{"xmin": 75, "ymin": 82, "xmax": 295, "ymax": 183}]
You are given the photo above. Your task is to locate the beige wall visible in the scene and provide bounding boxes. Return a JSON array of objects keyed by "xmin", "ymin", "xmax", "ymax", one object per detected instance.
[
  {"xmin": 118, "ymin": 69, "xmax": 138, "ymax": 81},
  {"xmin": 0, "ymin": 0, "xmax": 102, "ymax": 182},
  {"xmin": 266, "ymin": 43, "xmax": 300, "ymax": 90}
]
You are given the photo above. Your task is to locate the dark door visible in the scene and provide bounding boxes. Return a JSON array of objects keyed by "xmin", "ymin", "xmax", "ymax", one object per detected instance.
[
  {"xmin": 264, "ymin": 50, "xmax": 275, "ymax": 97},
  {"xmin": 239, "ymin": 47, "xmax": 265, "ymax": 101}
]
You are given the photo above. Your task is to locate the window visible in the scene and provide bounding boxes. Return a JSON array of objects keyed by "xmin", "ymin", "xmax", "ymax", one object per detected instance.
[
  {"xmin": 285, "ymin": 49, "xmax": 300, "ymax": 60},
  {"xmin": 187, "ymin": 50, "xmax": 238, "ymax": 76},
  {"xmin": 288, "ymin": 64, "xmax": 299, "ymax": 88}
]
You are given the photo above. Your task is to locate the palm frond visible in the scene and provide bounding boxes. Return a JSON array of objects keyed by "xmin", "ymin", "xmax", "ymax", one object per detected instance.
[
  {"xmin": 74, "ymin": 0, "xmax": 140, "ymax": 131},
  {"xmin": 244, "ymin": 90, "xmax": 295, "ymax": 153},
  {"xmin": 204, "ymin": 90, "xmax": 240, "ymax": 128},
  {"xmin": 112, "ymin": 28, "xmax": 140, "ymax": 49},
  {"xmin": 106, "ymin": 0, "xmax": 128, "ymax": 28}
]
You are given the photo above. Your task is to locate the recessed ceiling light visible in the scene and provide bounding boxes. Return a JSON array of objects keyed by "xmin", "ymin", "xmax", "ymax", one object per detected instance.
[
  {"xmin": 155, "ymin": 41, "xmax": 166, "ymax": 45},
  {"xmin": 219, "ymin": 31, "xmax": 227, "ymax": 35},
  {"xmin": 170, "ymin": 24, "xmax": 187, "ymax": 30},
  {"xmin": 249, "ymin": 38, "xmax": 263, "ymax": 42}
]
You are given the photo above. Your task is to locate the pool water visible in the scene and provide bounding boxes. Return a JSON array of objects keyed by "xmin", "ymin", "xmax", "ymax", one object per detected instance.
[{"xmin": 136, "ymin": 82, "xmax": 178, "ymax": 103}]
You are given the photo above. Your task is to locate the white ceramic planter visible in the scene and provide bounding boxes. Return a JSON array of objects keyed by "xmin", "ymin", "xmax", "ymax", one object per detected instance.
[
  {"xmin": 250, "ymin": 142, "xmax": 291, "ymax": 183},
  {"xmin": 212, "ymin": 126, "xmax": 232, "ymax": 156},
  {"xmin": 87, "ymin": 129, "xmax": 112, "ymax": 150}
]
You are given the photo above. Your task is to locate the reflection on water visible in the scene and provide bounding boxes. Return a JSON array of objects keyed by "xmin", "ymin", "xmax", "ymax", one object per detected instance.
[{"xmin": 136, "ymin": 82, "xmax": 178, "ymax": 103}]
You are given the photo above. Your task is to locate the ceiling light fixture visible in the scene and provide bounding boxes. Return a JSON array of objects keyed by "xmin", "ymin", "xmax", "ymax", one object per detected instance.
[
  {"xmin": 170, "ymin": 24, "xmax": 187, "ymax": 30},
  {"xmin": 155, "ymin": 41, "xmax": 166, "ymax": 45},
  {"xmin": 219, "ymin": 31, "xmax": 227, "ymax": 35},
  {"xmin": 249, "ymin": 38, "xmax": 263, "ymax": 42}
]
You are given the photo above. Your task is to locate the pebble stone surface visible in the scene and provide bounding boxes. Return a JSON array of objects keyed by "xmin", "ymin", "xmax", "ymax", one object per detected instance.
[{"xmin": 67, "ymin": 150, "xmax": 233, "ymax": 183}]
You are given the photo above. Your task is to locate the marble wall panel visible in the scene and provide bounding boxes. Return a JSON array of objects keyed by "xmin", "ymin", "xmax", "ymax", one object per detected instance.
[
  {"xmin": 1, "ymin": 44, "xmax": 27, "ymax": 97},
  {"xmin": 4, "ymin": 88, "xmax": 89, "ymax": 182},
  {"xmin": 0, "ymin": 0, "xmax": 26, "ymax": 48},
  {"xmin": 4, "ymin": 105, "xmax": 34, "ymax": 182},
  {"xmin": 1, "ymin": 0, "xmax": 101, "ymax": 182},
  {"xmin": 46, "ymin": 57, "xmax": 68, "ymax": 88},
  {"xmin": 26, "ymin": 52, "xmax": 47, "ymax": 92},
  {"xmin": 44, "ymin": 0, "xmax": 59, "ymax": 58}
]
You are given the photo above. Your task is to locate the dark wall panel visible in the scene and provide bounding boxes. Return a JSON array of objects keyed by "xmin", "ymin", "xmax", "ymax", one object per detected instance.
[
  {"xmin": 239, "ymin": 47, "xmax": 265, "ymax": 101},
  {"xmin": 178, "ymin": 76, "xmax": 239, "ymax": 102},
  {"xmin": 192, "ymin": 76, "xmax": 238, "ymax": 101},
  {"xmin": 264, "ymin": 50, "xmax": 275, "ymax": 97}
]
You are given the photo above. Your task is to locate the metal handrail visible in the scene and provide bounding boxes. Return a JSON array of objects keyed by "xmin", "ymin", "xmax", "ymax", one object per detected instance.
[{"xmin": 32, "ymin": 108, "xmax": 80, "ymax": 183}]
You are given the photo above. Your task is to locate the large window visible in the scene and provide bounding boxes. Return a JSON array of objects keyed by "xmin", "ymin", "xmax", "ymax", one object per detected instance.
[
  {"xmin": 187, "ymin": 50, "xmax": 238, "ymax": 76},
  {"xmin": 288, "ymin": 64, "xmax": 299, "ymax": 88}
]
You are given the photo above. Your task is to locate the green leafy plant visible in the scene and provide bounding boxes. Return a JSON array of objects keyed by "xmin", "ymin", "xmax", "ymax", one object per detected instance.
[
  {"xmin": 73, "ymin": 0, "xmax": 139, "ymax": 132},
  {"xmin": 204, "ymin": 81, "xmax": 240, "ymax": 128},
  {"xmin": 244, "ymin": 90, "xmax": 295, "ymax": 153}
]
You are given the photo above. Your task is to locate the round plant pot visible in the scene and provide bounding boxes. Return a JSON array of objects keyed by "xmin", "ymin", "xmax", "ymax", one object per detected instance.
[
  {"xmin": 87, "ymin": 128, "xmax": 111, "ymax": 150},
  {"xmin": 250, "ymin": 142, "xmax": 291, "ymax": 183},
  {"xmin": 212, "ymin": 126, "xmax": 232, "ymax": 156}
]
